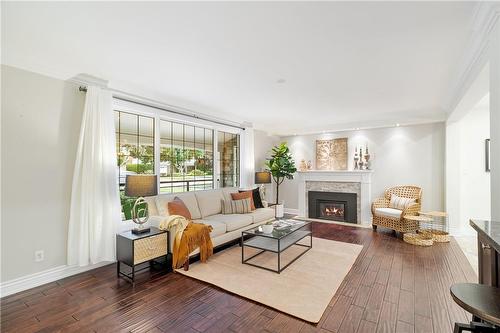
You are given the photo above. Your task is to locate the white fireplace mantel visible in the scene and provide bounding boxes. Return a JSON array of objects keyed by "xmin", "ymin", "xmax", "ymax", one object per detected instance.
[{"xmin": 297, "ymin": 170, "xmax": 373, "ymax": 224}]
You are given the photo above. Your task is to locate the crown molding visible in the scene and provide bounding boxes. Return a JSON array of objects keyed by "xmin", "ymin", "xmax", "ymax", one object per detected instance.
[
  {"xmin": 68, "ymin": 73, "xmax": 109, "ymax": 88},
  {"xmin": 444, "ymin": 2, "xmax": 500, "ymax": 114}
]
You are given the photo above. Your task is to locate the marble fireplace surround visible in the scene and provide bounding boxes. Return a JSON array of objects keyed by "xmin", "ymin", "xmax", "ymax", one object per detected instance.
[{"xmin": 297, "ymin": 170, "xmax": 373, "ymax": 225}]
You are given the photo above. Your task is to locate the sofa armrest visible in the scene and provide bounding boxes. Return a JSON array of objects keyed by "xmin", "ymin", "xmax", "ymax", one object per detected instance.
[
  {"xmin": 401, "ymin": 203, "xmax": 420, "ymax": 218},
  {"xmin": 262, "ymin": 200, "xmax": 269, "ymax": 208},
  {"xmin": 371, "ymin": 197, "xmax": 390, "ymax": 215}
]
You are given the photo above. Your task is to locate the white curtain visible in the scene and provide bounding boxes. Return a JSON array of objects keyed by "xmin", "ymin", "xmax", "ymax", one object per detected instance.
[
  {"xmin": 240, "ymin": 127, "xmax": 255, "ymax": 189},
  {"xmin": 67, "ymin": 86, "xmax": 121, "ymax": 266}
]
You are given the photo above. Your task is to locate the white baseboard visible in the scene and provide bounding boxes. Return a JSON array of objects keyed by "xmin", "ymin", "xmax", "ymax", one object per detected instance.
[
  {"xmin": 0, "ymin": 261, "xmax": 112, "ymax": 298},
  {"xmin": 284, "ymin": 208, "xmax": 299, "ymax": 215}
]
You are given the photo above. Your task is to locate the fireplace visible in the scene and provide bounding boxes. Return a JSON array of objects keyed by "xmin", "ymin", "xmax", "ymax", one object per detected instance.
[{"xmin": 308, "ymin": 191, "xmax": 357, "ymax": 223}]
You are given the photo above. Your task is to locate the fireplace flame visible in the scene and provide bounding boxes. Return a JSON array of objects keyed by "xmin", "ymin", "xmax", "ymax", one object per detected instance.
[{"xmin": 324, "ymin": 206, "xmax": 344, "ymax": 217}]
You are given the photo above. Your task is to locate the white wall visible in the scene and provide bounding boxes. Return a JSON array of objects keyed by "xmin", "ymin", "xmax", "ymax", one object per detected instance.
[
  {"xmin": 491, "ymin": 22, "xmax": 500, "ymax": 221},
  {"xmin": 458, "ymin": 101, "xmax": 491, "ymax": 234},
  {"xmin": 446, "ymin": 95, "xmax": 491, "ymax": 235},
  {"xmin": 277, "ymin": 123, "xmax": 445, "ymax": 214},
  {"xmin": 253, "ymin": 129, "xmax": 280, "ymax": 203},
  {"xmin": 1, "ymin": 65, "xmax": 85, "ymax": 282}
]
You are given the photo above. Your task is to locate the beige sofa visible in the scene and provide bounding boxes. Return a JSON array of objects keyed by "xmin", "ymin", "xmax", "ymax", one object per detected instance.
[{"xmin": 144, "ymin": 187, "xmax": 275, "ymax": 252}]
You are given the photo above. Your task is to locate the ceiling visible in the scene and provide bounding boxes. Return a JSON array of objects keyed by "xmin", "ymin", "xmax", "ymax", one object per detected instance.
[{"xmin": 2, "ymin": 1, "xmax": 478, "ymax": 135}]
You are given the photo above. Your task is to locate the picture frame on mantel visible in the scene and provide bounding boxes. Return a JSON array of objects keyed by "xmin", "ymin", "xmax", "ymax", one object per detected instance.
[
  {"xmin": 315, "ymin": 138, "xmax": 348, "ymax": 170},
  {"xmin": 485, "ymin": 138, "xmax": 490, "ymax": 172}
]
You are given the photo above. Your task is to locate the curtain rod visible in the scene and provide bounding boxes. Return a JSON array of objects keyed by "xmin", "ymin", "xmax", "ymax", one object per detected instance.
[{"xmin": 78, "ymin": 86, "xmax": 245, "ymax": 130}]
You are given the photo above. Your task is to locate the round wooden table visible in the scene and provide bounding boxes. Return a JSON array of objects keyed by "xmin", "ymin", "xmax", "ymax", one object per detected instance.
[
  {"xmin": 402, "ymin": 215, "xmax": 434, "ymax": 246},
  {"xmin": 404, "ymin": 215, "xmax": 433, "ymax": 224},
  {"xmin": 450, "ymin": 283, "xmax": 500, "ymax": 327}
]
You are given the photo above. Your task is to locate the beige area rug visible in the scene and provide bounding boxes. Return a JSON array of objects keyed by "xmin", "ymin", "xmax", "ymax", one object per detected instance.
[{"xmin": 176, "ymin": 237, "xmax": 362, "ymax": 323}]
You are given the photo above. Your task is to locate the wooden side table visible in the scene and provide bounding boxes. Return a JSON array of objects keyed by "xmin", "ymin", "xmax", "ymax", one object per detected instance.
[
  {"xmin": 419, "ymin": 211, "xmax": 450, "ymax": 242},
  {"xmin": 403, "ymin": 215, "xmax": 434, "ymax": 246},
  {"xmin": 116, "ymin": 227, "xmax": 171, "ymax": 285},
  {"xmin": 404, "ymin": 215, "xmax": 433, "ymax": 230}
]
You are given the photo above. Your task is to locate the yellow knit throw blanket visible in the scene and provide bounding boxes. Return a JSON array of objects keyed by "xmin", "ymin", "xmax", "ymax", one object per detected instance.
[{"xmin": 159, "ymin": 215, "xmax": 214, "ymax": 269}]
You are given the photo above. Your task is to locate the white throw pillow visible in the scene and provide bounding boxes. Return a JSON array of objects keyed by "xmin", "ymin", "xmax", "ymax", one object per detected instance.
[{"xmin": 389, "ymin": 194, "xmax": 416, "ymax": 210}]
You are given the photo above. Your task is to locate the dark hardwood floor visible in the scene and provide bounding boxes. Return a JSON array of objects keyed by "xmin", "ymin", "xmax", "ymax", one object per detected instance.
[{"xmin": 1, "ymin": 222, "xmax": 477, "ymax": 333}]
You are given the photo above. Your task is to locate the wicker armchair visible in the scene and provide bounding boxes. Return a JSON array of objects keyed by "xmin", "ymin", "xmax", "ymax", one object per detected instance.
[{"xmin": 371, "ymin": 185, "xmax": 422, "ymax": 233}]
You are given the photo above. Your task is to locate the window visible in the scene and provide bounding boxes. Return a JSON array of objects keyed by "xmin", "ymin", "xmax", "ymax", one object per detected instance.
[
  {"xmin": 114, "ymin": 111, "xmax": 155, "ymax": 191},
  {"xmin": 217, "ymin": 131, "xmax": 240, "ymax": 188},
  {"xmin": 159, "ymin": 120, "xmax": 214, "ymax": 193},
  {"xmin": 114, "ymin": 106, "xmax": 241, "ymax": 196}
]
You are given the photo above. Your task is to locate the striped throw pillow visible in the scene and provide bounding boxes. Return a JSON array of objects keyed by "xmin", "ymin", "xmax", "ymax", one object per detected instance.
[
  {"xmin": 221, "ymin": 198, "xmax": 252, "ymax": 214},
  {"xmin": 389, "ymin": 194, "xmax": 416, "ymax": 210}
]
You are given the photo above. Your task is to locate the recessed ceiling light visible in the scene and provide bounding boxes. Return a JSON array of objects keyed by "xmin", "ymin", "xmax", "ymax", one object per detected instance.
[
  {"xmin": 276, "ymin": 78, "xmax": 286, "ymax": 84},
  {"xmin": 396, "ymin": 123, "xmax": 400, "ymax": 127},
  {"xmin": 355, "ymin": 127, "xmax": 360, "ymax": 130}
]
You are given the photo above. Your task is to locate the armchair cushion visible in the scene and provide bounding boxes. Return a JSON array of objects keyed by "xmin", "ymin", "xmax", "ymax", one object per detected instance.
[
  {"xmin": 374, "ymin": 207, "xmax": 402, "ymax": 219},
  {"xmin": 389, "ymin": 194, "xmax": 416, "ymax": 210}
]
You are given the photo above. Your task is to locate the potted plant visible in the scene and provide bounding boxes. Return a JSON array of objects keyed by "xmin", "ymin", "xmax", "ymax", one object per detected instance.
[{"xmin": 265, "ymin": 142, "xmax": 297, "ymax": 217}]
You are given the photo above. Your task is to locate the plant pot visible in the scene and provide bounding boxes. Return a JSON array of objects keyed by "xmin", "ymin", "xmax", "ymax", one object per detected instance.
[
  {"xmin": 262, "ymin": 224, "xmax": 274, "ymax": 234},
  {"xmin": 275, "ymin": 203, "xmax": 284, "ymax": 218}
]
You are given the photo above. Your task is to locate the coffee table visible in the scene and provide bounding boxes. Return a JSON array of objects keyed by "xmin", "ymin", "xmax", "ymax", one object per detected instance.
[{"xmin": 241, "ymin": 220, "xmax": 312, "ymax": 273}]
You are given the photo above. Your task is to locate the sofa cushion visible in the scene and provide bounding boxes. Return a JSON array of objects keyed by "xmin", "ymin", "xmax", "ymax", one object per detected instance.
[
  {"xmin": 167, "ymin": 197, "xmax": 191, "ymax": 219},
  {"xmin": 374, "ymin": 207, "xmax": 402, "ymax": 219},
  {"xmin": 195, "ymin": 189, "xmax": 224, "ymax": 217},
  {"xmin": 193, "ymin": 219, "xmax": 226, "ymax": 238},
  {"xmin": 144, "ymin": 196, "xmax": 158, "ymax": 216},
  {"xmin": 221, "ymin": 198, "xmax": 252, "ymax": 214},
  {"xmin": 389, "ymin": 194, "xmax": 416, "ymax": 210},
  {"xmin": 231, "ymin": 191, "xmax": 255, "ymax": 210},
  {"xmin": 155, "ymin": 192, "xmax": 201, "ymax": 219},
  {"xmin": 204, "ymin": 213, "xmax": 253, "ymax": 232},
  {"xmin": 247, "ymin": 207, "xmax": 275, "ymax": 224},
  {"xmin": 221, "ymin": 187, "xmax": 239, "ymax": 201},
  {"xmin": 240, "ymin": 188, "xmax": 264, "ymax": 209}
]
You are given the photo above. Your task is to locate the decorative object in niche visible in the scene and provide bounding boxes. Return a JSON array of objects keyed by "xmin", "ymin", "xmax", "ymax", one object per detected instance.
[
  {"xmin": 315, "ymin": 138, "xmax": 348, "ymax": 170},
  {"xmin": 299, "ymin": 159, "xmax": 308, "ymax": 172},
  {"xmin": 354, "ymin": 147, "xmax": 360, "ymax": 170},
  {"xmin": 364, "ymin": 145, "xmax": 371, "ymax": 170},
  {"xmin": 316, "ymin": 140, "xmax": 331, "ymax": 170},
  {"xmin": 358, "ymin": 146, "xmax": 364, "ymax": 170}
]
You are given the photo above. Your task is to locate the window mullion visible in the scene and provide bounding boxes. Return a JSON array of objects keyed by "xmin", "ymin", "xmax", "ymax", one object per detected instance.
[
  {"xmin": 154, "ymin": 115, "xmax": 161, "ymax": 193},
  {"xmin": 214, "ymin": 129, "xmax": 219, "ymax": 189}
]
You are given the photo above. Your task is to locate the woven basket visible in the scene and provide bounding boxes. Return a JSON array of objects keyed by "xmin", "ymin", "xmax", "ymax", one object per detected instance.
[
  {"xmin": 420, "ymin": 229, "xmax": 450, "ymax": 243},
  {"xmin": 403, "ymin": 232, "xmax": 433, "ymax": 247}
]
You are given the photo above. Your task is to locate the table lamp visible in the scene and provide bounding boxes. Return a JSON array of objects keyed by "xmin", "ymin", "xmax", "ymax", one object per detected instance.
[
  {"xmin": 255, "ymin": 171, "xmax": 271, "ymax": 200},
  {"xmin": 125, "ymin": 175, "xmax": 158, "ymax": 234}
]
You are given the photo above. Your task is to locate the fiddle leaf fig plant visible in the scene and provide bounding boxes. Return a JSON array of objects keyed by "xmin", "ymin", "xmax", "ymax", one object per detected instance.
[{"xmin": 265, "ymin": 142, "xmax": 297, "ymax": 204}]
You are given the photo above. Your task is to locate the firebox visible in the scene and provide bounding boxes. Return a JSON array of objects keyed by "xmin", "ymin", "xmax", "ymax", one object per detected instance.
[{"xmin": 308, "ymin": 191, "xmax": 357, "ymax": 223}]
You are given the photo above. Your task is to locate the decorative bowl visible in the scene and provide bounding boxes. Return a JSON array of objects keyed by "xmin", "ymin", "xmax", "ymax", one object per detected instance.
[{"xmin": 262, "ymin": 224, "xmax": 274, "ymax": 234}]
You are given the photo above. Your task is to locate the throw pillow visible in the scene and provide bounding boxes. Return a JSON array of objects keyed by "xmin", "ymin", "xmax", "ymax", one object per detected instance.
[
  {"xmin": 240, "ymin": 188, "xmax": 264, "ymax": 209},
  {"xmin": 231, "ymin": 191, "xmax": 255, "ymax": 210},
  {"xmin": 221, "ymin": 198, "xmax": 252, "ymax": 214},
  {"xmin": 389, "ymin": 194, "xmax": 416, "ymax": 210},
  {"xmin": 168, "ymin": 197, "xmax": 192, "ymax": 219}
]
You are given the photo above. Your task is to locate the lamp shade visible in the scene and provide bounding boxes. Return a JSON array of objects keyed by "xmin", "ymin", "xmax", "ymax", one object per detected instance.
[
  {"xmin": 255, "ymin": 171, "xmax": 271, "ymax": 184},
  {"xmin": 125, "ymin": 175, "xmax": 158, "ymax": 197}
]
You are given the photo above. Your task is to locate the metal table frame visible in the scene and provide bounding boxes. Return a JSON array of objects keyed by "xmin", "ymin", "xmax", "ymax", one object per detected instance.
[{"xmin": 241, "ymin": 222, "xmax": 312, "ymax": 274}]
